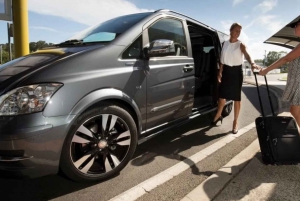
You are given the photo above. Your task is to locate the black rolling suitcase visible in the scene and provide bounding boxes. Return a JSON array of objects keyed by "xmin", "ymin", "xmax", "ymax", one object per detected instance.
[{"xmin": 254, "ymin": 72, "xmax": 300, "ymax": 165}]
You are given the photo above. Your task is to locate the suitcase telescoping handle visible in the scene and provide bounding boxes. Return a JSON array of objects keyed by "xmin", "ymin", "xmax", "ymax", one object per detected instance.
[{"xmin": 253, "ymin": 72, "xmax": 275, "ymax": 118}]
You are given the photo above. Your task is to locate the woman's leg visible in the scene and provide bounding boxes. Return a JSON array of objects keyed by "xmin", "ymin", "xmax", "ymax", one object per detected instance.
[
  {"xmin": 233, "ymin": 101, "xmax": 241, "ymax": 129},
  {"xmin": 213, "ymin": 98, "xmax": 226, "ymax": 122},
  {"xmin": 290, "ymin": 105, "xmax": 300, "ymax": 130}
]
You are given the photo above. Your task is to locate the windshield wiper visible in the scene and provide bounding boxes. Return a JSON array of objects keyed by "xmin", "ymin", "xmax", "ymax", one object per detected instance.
[
  {"xmin": 55, "ymin": 40, "xmax": 111, "ymax": 46},
  {"xmin": 58, "ymin": 39, "xmax": 84, "ymax": 45}
]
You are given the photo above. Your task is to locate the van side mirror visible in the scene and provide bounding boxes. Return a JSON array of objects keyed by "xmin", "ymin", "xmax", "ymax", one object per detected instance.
[{"xmin": 143, "ymin": 39, "xmax": 176, "ymax": 59}]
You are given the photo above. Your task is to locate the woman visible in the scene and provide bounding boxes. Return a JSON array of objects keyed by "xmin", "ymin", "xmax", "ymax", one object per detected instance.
[
  {"xmin": 212, "ymin": 22, "xmax": 260, "ymax": 134},
  {"xmin": 259, "ymin": 18, "xmax": 300, "ymax": 129}
]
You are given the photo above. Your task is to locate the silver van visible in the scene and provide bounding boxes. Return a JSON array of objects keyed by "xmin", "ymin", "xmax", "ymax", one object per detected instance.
[{"xmin": 0, "ymin": 9, "xmax": 232, "ymax": 182}]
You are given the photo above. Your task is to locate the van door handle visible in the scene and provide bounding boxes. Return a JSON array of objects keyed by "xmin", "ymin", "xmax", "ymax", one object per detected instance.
[{"xmin": 183, "ymin": 65, "xmax": 194, "ymax": 72}]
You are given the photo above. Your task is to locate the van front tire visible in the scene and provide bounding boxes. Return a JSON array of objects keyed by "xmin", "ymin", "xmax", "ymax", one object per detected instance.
[{"xmin": 60, "ymin": 103, "xmax": 138, "ymax": 182}]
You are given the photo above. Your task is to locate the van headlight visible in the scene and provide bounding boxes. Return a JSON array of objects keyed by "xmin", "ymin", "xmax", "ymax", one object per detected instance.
[{"xmin": 0, "ymin": 83, "xmax": 62, "ymax": 116}]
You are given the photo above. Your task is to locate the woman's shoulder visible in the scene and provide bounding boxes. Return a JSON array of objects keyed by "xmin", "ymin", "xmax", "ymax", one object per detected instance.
[
  {"xmin": 239, "ymin": 40, "xmax": 246, "ymax": 48},
  {"xmin": 237, "ymin": 40, "xmax": 243, "ymax": 45},
  {"xmin": 223, "ymin": 40, "xmax": 231, "ymax": 47},
  {"xmin": 226, "ymin": 40, "xmax": 243, "ymax": 45}
]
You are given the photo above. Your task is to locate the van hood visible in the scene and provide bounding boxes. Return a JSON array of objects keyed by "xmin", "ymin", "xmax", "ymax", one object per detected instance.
[{"xmin": 0, "ymin": 45, "xmax": 103, "ymax": 94}]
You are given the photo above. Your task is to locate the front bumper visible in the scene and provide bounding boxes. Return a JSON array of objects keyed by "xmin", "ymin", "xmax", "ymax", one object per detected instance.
[{"xmin": 0, "ymin": 113, "xmax": 76, "ymax": 179}]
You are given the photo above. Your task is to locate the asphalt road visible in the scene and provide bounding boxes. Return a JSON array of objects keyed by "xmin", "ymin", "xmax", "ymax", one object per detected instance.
[
  {"xmin": 245, "ymin": 73, "xmax": 287, "ymax": 90},
  {"xmin": 0, "ymin": 83, "xmax": 277, "ymax": 201}
]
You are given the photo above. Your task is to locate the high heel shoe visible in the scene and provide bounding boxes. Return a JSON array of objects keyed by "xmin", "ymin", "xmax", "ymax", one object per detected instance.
[
  {"xmin": 232, "ymin": 120, "xmax": 238, "ymax": 134},
  {"xmin": 232, "ymin": 128, "xmax": 239, "ymax": 134},
  {"xmin": 211, "ymin": 116, "xmax": 223, "ymax": 126}
]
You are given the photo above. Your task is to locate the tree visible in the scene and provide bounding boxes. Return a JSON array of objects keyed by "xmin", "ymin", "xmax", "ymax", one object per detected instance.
[
  {"xmin": 29, "ymin": 42, "xmax": 37, "ymax": 52},
  {"xmin": 264, "ymin": 51, "xmax": 288, "ymax": 72},
  {"xmin": 29, "ymin": 40, "xmax": 53, "ymax": 52},
  {"xmin": 1, "ymin": 40, "xmax": 54, "ymax": 64},
  {"xmin": 264, "ymin": 51, "xmax": 287, "ymax": 66},
  {"xmin": 265, "ymin": 51, "xmax": 280, "ymax": 66},
  {"xmin": 254, "ymin": 59, "xmax": 263, "ymax": 63},
  {"xmin": 0, "ymin": 50, "xmax": 10, "ymax": 64}
]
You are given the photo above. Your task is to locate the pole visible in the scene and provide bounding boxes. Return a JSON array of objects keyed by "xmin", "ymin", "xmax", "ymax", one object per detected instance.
[
  {"xmin": 264, "ymin": 50, "xmax": 266, "ymax": 68},
  {"xmin": 0, "ymin": 45, "xmax": 2, "ymax": 64},
  {"xmin": 12, "ymin": 0, "xmax": 29, "ymax": 58},
  {"xmin": 7, "ymin": 23, "xmax": 12, "ymax": 61}
]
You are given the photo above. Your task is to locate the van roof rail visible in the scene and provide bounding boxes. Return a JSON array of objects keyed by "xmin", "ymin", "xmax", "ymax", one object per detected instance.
[{"xmin": 155, "ymin": 9, "xmax": 170, "ymax": 12}]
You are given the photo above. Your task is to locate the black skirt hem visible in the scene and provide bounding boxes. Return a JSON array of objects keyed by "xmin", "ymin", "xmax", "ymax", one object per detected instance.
[{"xmin": 218, "ymin": 64, "xmax": 243, "ymax": 101}]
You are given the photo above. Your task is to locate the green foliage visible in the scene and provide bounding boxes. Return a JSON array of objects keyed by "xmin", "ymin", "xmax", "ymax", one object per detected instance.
[
  {"xmin": 264, "ymin": 51, "xmax": 287, "ymax": 66},
  {"xmin": 265, "ymin": 51, "xmax": 280, "ymax": 66},
  {"xmin": 0, "ymin": 50, "xmax": 10, "ymax": 64},
  {"xmin": 0, "ymin": 40, "xmax": 54, "ymax": 64},
  {"xmin": 29, "ymin": 40, "xmax": 54, "ymax": 52},
  {"xmin": 263, "ymin": 51, "xmax": 288, "ymax": 72}
]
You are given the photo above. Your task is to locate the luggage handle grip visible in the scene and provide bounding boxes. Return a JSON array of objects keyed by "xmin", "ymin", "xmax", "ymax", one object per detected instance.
[{"xmin": 254, "ymin": 72, "xmax": 265, "ymax": 117}]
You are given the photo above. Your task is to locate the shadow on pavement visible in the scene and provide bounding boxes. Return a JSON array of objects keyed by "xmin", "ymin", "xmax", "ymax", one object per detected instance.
[
  {"xmin": 0, "ymin": 84, "xmax": 278, "ymax": 201},
  {"xmin": 131, "ymin": 112, "xmax": 230, "ymax": 176},
  {"xmin": 129, "ymin": 83, "xmax": 277, "ymax": 176},
  {"xmin": 0, "ymin": 173, "xmax": 96, "ymax": 201},
  {"xmin": 0, "ymin": 112, "xmax": 226, "ymax": 201},
  {"xmin": 242, "ymin": 84, "xmax": 278, "ymax": 116},
  {"xmin": 211, "ymin": 153, "xmax": 300, "ymax": 201},
  {"xmin": 201, "ymin": 159, "xmax": 251, "ymax": 201}
]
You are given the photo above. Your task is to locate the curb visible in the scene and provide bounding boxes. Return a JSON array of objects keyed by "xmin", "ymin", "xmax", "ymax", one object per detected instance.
[
  {"xmin": 109, "ymin": 122, "xmax": 257, "ymax": 201},
  {"xmin": 180, "ymin": 81, "xmax": 289, "ymax": 201},
  {"xmin": 181, "ymin": 139, "xmax": 260, "ymax": 201}
]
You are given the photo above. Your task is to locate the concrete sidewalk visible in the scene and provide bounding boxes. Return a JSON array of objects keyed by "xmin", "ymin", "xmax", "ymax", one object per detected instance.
[{"xmin": 181, "ymin": 74, "xmax": 300, "ymax": 201}]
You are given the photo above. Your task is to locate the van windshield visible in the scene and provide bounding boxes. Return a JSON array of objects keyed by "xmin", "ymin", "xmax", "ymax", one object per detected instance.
[{"xmin": 67, "ymin": 12, "xmax": 152, "ymax": 43}]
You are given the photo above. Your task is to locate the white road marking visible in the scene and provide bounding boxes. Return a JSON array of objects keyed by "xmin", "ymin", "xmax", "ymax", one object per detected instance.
[
  {"xmin": 109, "ymin": 122, "xmax": 256, "ymax": 201},
  {"xmin": 181, "ymin": 139, "xmax": 260, "ymax": 201}
]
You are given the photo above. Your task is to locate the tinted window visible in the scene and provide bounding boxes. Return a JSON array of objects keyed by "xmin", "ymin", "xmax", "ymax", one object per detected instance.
[
  {"xmin": 122, "ymin": 36, "xmax": 142, "ymax": 59},
  {"xmin": 0, "ymin": 0, "xmax": 5, "ymax": 13},
  {"xmin": 68, "ymin": 13, "xmax": 152, "ymax": 43},
  {"xmin": 148, "ymin": 18, "xmax": 187, "ymax": 56}
]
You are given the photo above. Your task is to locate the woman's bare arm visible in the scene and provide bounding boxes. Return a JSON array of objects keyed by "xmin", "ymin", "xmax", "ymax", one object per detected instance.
[
  {"xmin": 218, "ymin": 63, "xmax": 223, "ymax": 83},
  {"xmin": 259, "ymin": 44, "xmax": 300, "ymax": 75},
  {"xmin": 240, "ymin": 43, "xmax": 260, "ymax": 71}
]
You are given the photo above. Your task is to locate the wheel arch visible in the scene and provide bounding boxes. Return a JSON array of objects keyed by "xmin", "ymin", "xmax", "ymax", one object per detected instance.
[{"xmin": 69, "ymin": 88, "xmax": 143, "ymax": 134}]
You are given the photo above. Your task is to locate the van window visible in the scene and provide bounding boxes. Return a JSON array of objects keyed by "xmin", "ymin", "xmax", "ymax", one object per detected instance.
[
  {"xmin": 203, "ymin": 46, "xmax": 214, "ymax": 53},
  {"xmin": 122, "ymin": 36, "xmax": 142, "ymax": 59},
  {"xmin": 148, "ymin": 18, "xmax": 187, "ymax": 56}
]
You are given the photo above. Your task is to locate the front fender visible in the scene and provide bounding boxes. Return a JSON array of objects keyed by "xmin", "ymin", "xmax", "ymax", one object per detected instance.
[{"xmin": 68, "ymin": 88, "xmax": 143, "ymax": 133}]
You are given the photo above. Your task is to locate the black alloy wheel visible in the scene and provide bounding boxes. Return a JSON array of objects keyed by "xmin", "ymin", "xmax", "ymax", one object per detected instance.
[{"xmin": 60, "ymin": 103, "xmax": 138, "ymax": 182}]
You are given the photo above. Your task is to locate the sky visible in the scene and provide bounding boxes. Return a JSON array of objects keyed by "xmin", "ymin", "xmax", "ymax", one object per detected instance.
[{"xmin": 0, "ymin": 0, "xmax": 299, "ymax": 60}]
